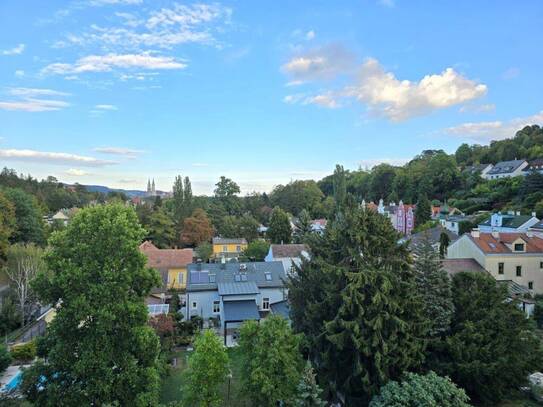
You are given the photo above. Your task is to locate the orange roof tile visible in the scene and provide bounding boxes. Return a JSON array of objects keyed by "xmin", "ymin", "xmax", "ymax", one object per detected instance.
[{"xmin": 470, "ymin": 233, "xmax": 543, "ymax": 254}]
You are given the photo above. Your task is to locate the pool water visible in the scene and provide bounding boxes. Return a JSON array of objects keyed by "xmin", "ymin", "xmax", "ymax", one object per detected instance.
[{"xmin": 3, "ymin": 371, "xmax": 22, "ymax": 392}]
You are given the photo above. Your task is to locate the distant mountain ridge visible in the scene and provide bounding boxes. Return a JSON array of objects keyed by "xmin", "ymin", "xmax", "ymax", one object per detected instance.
[{"xmin": 82, "ymin": 185, "xmax": 151, "ymax": 198}]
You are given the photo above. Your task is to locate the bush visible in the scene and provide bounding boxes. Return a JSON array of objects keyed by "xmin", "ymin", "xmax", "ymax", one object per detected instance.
[
  {"xmin": 370, "ymin": 371, "xmax": 471, "ymax": 407},
  {"xmin": 10, "ymin": 341, "xmax": 36, "ymax": 362},
  {"xmin": 0, "ymin": 345, "xmax": 12, "ymax": 373}
]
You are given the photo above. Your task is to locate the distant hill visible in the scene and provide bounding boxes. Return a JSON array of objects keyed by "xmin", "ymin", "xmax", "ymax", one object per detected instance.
[{"xmin": 82, "ymin": 185, "xmax": 148, "ymax": 198}]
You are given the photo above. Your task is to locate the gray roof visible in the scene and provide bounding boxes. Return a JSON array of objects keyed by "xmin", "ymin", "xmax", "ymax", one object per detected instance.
[
  {"xmin": 479, "ymin": 214, "xmax": 533, "ymax": 229},
  {"xmin": 487, "ymin": 160, "xmax": 526, "ymax": 175},
  {"xmin": 407, "ymin": 227, "xmax": 458, "ymax": 250},
  {"xmin": 464, "ymin": 163, "xmax": 492, "ymax": 174},
  {"xmin": 218, "ymin": 281, "xmax": 259, "ymax": 296},
  {"xmin": 270, "ymin": 300, "xmax": 290, "ymax": 320},
  {"xmin": 223, "ymin": 300, "xmax": 260, "ymax": 322},
  {"xmin": 212, "ymin": 237, "xmax": 247, "ymax": 245},
  {"xmin": 531, "ymin": 220, "xmax": 543, "ymax": 230},
  {"xmin": 187, "ymin": 261, "xmax": 286, "ymax": 292}
]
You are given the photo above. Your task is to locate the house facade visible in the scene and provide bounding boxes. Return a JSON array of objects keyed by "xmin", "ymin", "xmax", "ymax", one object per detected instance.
[
  {"xmin": 139, "ymin": 241, "xmax": 194, "ymax": 292},
  {"xmin": 265, "ymin": 243, "xmax": 310, "ymax": 274},
  {"xmin": 447, "ymin": 231, "xmax": 543, "ymax": 293},
  {"xmin": 483, "ymin": 160, "xmax": 528, "ymax": 180},
  {"xmin": 375, "ymin": 199, "xmax": 416, "ymax": 236},
  {"xmin": 478, "ymin": 212, "xmax": 539, "ymax": 233},
  {"xmin": 184, "ymin": 261, "xmax": 287, "ymax": 346},
  {"xmin": 523, "ymin": 158, "xmax": 543, "ymax": 175},
  {"xmin": 212, "ymin": 237, "xmax": 248, "ymax": 260}
]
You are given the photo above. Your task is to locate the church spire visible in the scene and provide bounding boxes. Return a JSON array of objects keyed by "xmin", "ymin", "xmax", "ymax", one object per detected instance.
[{"xmin": 152, "ymin": 179, "xmax": 156, "ymax": 194}]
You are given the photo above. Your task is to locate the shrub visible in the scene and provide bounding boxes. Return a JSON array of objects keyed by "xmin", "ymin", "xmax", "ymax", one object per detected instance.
[
  {"xmin": 10, "ymin": 341, "xmax": 36, "ymax": 362},
  {"xmin": 0, "ymin": 345, "xmax": 12, "ymax": 373}
]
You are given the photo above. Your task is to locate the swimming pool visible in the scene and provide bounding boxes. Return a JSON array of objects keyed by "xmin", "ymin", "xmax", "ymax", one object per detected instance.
[{"xmin": 2, "ymin": 370, "xmax": 22, "ymax": 392}]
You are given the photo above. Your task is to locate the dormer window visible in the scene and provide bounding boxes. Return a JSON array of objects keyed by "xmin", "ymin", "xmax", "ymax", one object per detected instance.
[{"xmin": 514, "ymin": 243, "xmax": 525, "ymax": 252}]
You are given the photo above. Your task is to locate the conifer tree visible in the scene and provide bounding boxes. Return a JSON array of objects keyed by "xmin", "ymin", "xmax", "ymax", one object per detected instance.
[
  {"xmin": 413, "ymin": 233, "xmax": 454, "ymax": 337},
  {"xmin": 268, "ymin": 206, "xmax": 292, "ymax": 244},
  {"xmin": 294, "ymin": 361, "xmax": 326, "ymax": 407},
  {"xmin": 415, "ymin": 192, "xmax": 431, "ymax": 227},
  {"xmin": 295, "ymin": 209, "xmax": 312, "ymax": 242},
  {"xmin": 439, "ymin": 230, "xmax": 451, "ymax": 258},
  {"xmin": 288, "ymin": 200, "xmax": 426, "ymax": 405}
]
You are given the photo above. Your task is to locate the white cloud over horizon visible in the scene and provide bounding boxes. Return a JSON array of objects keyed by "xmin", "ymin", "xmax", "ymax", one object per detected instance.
[
  {"xmin": 2, "ymin": 43, "xmax": 25, "ymax": 55},
  {"xmin": 95, "ymin": 104, "xmax": 118, "ymax": 110},
  {"xmin": 65, "ymin": 168, "xmax": 91, "ymax": 176},
  {"xmin": 0, "ymin": 149, "xmax": 117, "ymax": 166},
  {"xmin": 0, "ymin": 87, "xmax": 70, "ymax": 112}
]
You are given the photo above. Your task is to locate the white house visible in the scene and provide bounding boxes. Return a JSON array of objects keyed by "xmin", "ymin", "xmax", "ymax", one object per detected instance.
[
  {"xmin": 265, "ymin": 244, "xmax": 310, "ymax": 275},
  {"xmin": 478, "ymin": 212, "xmax": 539, "ymax": 233},
  {"xmin": 184, "ymin": 261, "xmax": 287, "ymax": 346},
  {"xmin": 483, "ymin": 160, "xmax": 528, "ymax": 180}
]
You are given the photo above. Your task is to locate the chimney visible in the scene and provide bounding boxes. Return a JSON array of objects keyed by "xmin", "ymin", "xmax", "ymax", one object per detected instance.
[
  {"xmin": 471, "ymin": 229, "xmax": 480, "ymax": 238},
  {"xmin": 527, "ymin": 231, "xmax": 534, "ymax": 238},
  {"xmin": 533, "ymin": 212, "xmax": 537, "ymax": 218},
  {"xmin": 491, "ymin": 231, "xmax": 500, "ymax": 239},
  {"xmin": 220, "ymin": 256, "xmax": 226, "ymax": 269}
]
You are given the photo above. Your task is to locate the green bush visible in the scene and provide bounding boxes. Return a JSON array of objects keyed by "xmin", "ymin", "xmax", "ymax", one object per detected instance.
[
  {"xmin": 0, "ymin": 345, "xmax": 12, "ymax": 373},
  {"xmin": 10, "ymin": 341, "xmax": 36, "ymax": 362}
]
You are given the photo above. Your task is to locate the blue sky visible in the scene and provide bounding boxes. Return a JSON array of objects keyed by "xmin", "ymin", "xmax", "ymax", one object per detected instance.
[{"xmin": 1, "ymin": 0, "xmax": 542, "ymax": 194}]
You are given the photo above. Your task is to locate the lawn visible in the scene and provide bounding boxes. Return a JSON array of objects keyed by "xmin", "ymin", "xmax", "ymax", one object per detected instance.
[{"xmin": 160, "ymin": 347, "xmax": 252, "ymax": 406}]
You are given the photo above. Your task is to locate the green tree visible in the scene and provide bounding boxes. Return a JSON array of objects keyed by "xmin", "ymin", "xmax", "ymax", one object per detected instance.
[
  {"xmin": 0, "ymin": 345, "xmax": 11, "ymax": 374},
  {"xmin": 4, "ymin": 188, "xmax": 45, "ymax": 245},
  {"xmin": 195, "ymin": 242, "xmax": 213, "ymax": 261},
  {"xmin": 237, "ymin": 213, "xmax": 260, "ymax": 242},
  {"xmin": 415, "ymin": 193, "xmax": 431, "ymax": 227},
  {"xmin": 183, "ymin": 329, "xmax": 229, "ymax": 407},
  {"xmin": 146, "ymin": 207, "xmax": 175, "ymax": 248},
  {"xmin": 0, "ymin": 191, "xmax": 15, "ymax": 262},
  {"xmin": 22, "ymin": 203, "xmax": 162, "ymax": 406},
  {"xmin": 294, "ymin": 361, "xmax": 326, "ymax": 407},
  {"xmin": 172, "ymin": 175, "xmax": 185, "ymax": 220},
  {"xmin": 369, "ymin": 371, "xmax": 471, "ymax": 407},
  {"xmin": 267, "ymin": 207, "xmax": 292, "ymax": 244},
  {"xmin": 294, "ymin": 209, "xmax": 312, "ymax": 243},
  {"xmin": 333, "ymin": 164, "xmax": 347, "ymax": 209},
  {"xmin": 288, "ymin": 201, "xmax": 426, "ymax": 404},
  {"xmin": 214, "ymin": 176, "xmax": 241, "ymax": 216},
  {"xmin": 271, "ymin": 180, "xmax": 324, "ymax": 216},
  {"xmin": 239, "ymin": 316, "xmax": 303, "ymax": 406},
  {"xmin": 413, "ymin": 234, "xmax": 454, "ymax": 337},
  {"xmin": 244, "ymin": 240, "xmax": 270, "ymax": 261},
  {"xmin": 430, "ymin": 272, "xmax": 543, "ymax": 405},
  {"xmin": 181, "ymin": 209, "xmax": 214, "ymax": 247},
  {"xmin": 439, "ymin": 231, "xmax": 451, "ymax": 258}
]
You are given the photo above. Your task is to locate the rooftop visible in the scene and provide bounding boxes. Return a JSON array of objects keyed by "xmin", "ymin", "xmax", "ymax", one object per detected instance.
[
  {"xmin": 269, "ymin": 243, "xmax": 310, "ymax": 258},
  {"xmin": 486, "ymin": 160, "xmax": 526, "ymax": 175},
  {"xmin": 468, "ymin": 232, "xmax": 543, "ymax": 254},
  {"xmin": 139, "ymin": 241, "xmax": 194, "ymax": 269},
  {"xmin": 479, "ymin": 214, "xmax": 534, "ymax": 229},
  {"xmin": 212, "ymin": 237, "xmax": 248, "ymax": 245},
  {"xmin": 441, "ymin": 258, "xmax": 488, "ymax": 276},
  {"xmin": 407, "ymin": 226, "xmax": 458, "ymax": 250}
]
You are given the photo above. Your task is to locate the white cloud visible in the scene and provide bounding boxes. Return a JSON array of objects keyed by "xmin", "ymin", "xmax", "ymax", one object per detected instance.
[
  {"xmin": 93, "ymin": 146, "xmax": 145, "ymax": 157},
  {"xmin": 359, "ymin": 157, "xmax": 410, "ymax": 169},
  {"xmin": 444, "ymin": 111, "xmax": 543, "ymax": 142},
  {"xmin": 42, "ymin": 53, "xmax": 187, "ymax": 75},
  {"xmin": 0, "ymin": 149, "xmax": 116, "ymax": 166},
  {"xmin": 281, "ymin": 44, "xmax": 355, "ymax": 81},
  {"xmin": 305, "ymin": 30, "xmax": 315, "ymax": 40},
  {"xmin": 15, "ymin": 70, "xmax": 25, "ymax": 77},
  {"xmin": 95, "ymin": 104, "xmax": 118, "ymax": 110},
  {"xmin": 378, "ymin": 0, "xmax": 396, "ymax": 7},
  {"xmin": 459, "ymin": 103, "xmax": 495, "ymax": 113},
  {"xmin": 65, "ymin": 168, "xmax": 90, "ymax": 176},
  {"xmin": 2, "ymin": 44, "xmax": 25, "ymax": 55},
  {"xmin": 343, "ymin": 58, "xmax": 487, "ymax": 121},
  {"xmin": 283, "ymin": 94, "xmax": 305, "ymax": 104},
  {"xmin": 303, "ymin": 94, "xmax": 339, "ymax": 108},
  {"xmin": 0, "ymin": 88, "xmax": 71, "ymax": 112}
]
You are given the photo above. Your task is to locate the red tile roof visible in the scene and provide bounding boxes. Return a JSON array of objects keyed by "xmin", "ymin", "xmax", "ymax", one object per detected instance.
[
  {"xmin": 469, "ymin": 233, "xmax": 543, "ymax": 254},
  {"xmin": 140, "ymin": 241, "xmax": 193, "ymax": 268},
  {"xmin": 270, "ymin": 244, "xmax": 309, "ymax": 258}
]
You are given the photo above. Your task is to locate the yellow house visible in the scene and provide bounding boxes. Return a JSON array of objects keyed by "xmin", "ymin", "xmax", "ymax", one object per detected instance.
[
  {"xmin": 139, "ymin": 241, "xmax": 194, "ymax": 291},
  {"xmin": 212, "ymin": 237, "xmax": 248, "ymax": 259}
]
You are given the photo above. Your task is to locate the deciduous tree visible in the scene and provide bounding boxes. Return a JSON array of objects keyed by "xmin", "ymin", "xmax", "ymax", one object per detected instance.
[
  {"xmin": 244, "ymin": 240, "xmax": 270, "ymax": 261},
  {"xmin": 181, "ymin": 209, "xmax": 214, "ymax": 247},
  {"xmin": 268, "ymin": 206, "xmax": 292, "ymax": 244}
]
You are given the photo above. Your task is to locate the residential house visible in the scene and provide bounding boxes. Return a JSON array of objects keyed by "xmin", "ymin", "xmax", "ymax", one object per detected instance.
[
  {"xmin": 523, "ymin": 158, "xmax": 543, "ymax": 175},
  {"xmin": 310, "ymin": 219, "xmax": 327, "ymax": 234},
  {"xmin": 405, "ymin": 226, "xmax": 458, "ymax": 253},
  {"xmin": 483, "ymin": 159, "xmax": 528, "ymax": 180},
  {"xmin": 139, "ymin": 241, "xmax": 194, "ymax": 292},
  {"xmin": 47, "ymin": 208, "xmax": 79, "ymax": 226},
  {"xmin": 464, "ymin": 163, "xmax": 494, "ymax": 178},
  {"xmin": 265, "ymin": 243, "xmax": 310, "ymax": 274},
  {"xmin": 440, "ymin": 214, "xmax": 475, "ymax": 234},
  {"xmin": 184, "ymin": 261, "xmax": 287, "ymax": 346},
  {"xmin": 373, "ymin": 199, "xmax": 416, "ymax": 236},
  {"xmin": 447, "ymin": 230, "xmax": 543, "ymax": 293},
  {"xmin": 530, "ymin": 220, "xmax": 543, "ymax": 238},
  {"xmin": 212, "ymin": 238, "xmax": 248, "ymax": 260},
  {"xmin": 478, "ymin": 212, "xmax": 539, "ymax": 233}
]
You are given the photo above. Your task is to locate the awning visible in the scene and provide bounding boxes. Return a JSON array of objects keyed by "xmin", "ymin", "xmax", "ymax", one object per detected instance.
[{"xmin": 223, "ymin": 300, "xmax": 260, "ymax": 322}]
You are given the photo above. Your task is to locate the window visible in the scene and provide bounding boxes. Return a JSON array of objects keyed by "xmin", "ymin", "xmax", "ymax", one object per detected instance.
[
  {"xmin": 209, "ymin": 274, "xmax": 216, "ymax": 283},
  {"xmin": 516, "ymin": 266, "xmax": 522, "ymax": 277},
  {"xmin": 529, "ymin": 281, "xmax": 534, "ymax": 290},
  {"xmin": 265, "ymin": 272, "xmax": 272, "ymax": 281},
  {"xmin": 191, "ymin": 301, "xmax": 197, "ymax": 310},
  {"xmin": 498, "ymin": 262, "xmax": 504, "ymax": 275},
  {"xmin": 262, "ymin": 297, "xmax": 270, "ymax": 311},
  {"xmin": 540, "ymin": 261, "xmax": 543, "ymax": 269},
  {"xmin": 213, "ymin": 300, "xmax": 220, "ymax": 313},
  {"xmin": 241, "ymin": 274, "xmax": 248, "ymax": 282},
  {"xmin": 178, "ymin": 272, "xmax": 184, "ymax": 284},
  {"xmin": 235, "ymin": 274, "xmax": 241, "ymax": 282},
  {"xmin": 236, "ymin": 245, "xmax": 241, "ymax": 252},
  {"xmin": 514, "ymin": 243, "xmax": 525, "ymax": 252},
  {"xmin": 223, "ymin": 245, "xmax": 228, "ymax": 252}
]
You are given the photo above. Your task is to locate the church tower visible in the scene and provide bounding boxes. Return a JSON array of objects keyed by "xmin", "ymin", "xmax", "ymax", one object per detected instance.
[
  {"xmin": 151, "ymin": 179, "xmax": 156, "ymax": 195},
  {"xmin": 147, "ymin": 179, "xmax": 151, "ymax": 196}
]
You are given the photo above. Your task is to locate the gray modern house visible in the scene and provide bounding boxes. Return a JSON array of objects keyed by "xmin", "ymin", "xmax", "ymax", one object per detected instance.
[{"xmin": 184, "ymin": 261, "xmax": 288, "ymax": 346}]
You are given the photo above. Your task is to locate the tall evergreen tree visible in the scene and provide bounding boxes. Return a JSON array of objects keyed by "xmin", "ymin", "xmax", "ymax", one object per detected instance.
[
  {"xmin": 22, "ymin": 204, "xmax": 161, "ymax": 406},
  {"xmin": 183, "ymin": 176, "xmax": 193, "ymax": 218},
  {"xmin": 268, "ymin": 206, "xmax": 292, "ymax": 244},
  {"xmin": 439, "ymin": 231, "xmax": 451, "ymax": 258},
  {"xmin": 288, "ymin": 201, "xmax": 426, "ymax": 404},
  {"xmin": 413, "ymin": 234, "xmax": 454, "ymax": 337},
  {"xmin": 415, "ymin": 193, "xmax": 431, "ymax": 227},
  {"xmin": 295, "ymin": 209, "xmax": 312, "ymax": 243},
  {"xmin": 172, "ymin": 175, "xmax": 184, "ymax": 221},
  {"xmin": 294, "ymin": 361, "xmax": 326, "ymax": 407},
  {"xmin": 332, "ymin": 164, "xmax": 347, "ymax": 210}
]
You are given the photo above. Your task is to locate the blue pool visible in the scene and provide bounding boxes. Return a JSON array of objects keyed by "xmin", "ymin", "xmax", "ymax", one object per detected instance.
[{"xmin": 2, "ymin": 371, "xmax": 22, "ymax": 392}]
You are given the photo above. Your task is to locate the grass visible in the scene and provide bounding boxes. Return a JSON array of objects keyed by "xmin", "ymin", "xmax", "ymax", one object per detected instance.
[{"xmin": 160, "ymin": 347, "xmax": 251, "ymax": 406}]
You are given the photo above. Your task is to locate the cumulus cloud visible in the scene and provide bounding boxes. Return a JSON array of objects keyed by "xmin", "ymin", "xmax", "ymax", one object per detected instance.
[
  {"xmin": 444, "ymin": 111, "xmax": 543, "ymax": 142},
  {"xmin": 303, "ymin": 94, "xmax": 339, "ymax": 108},
  {"xmin": 0, "ymin": 149, "xmax": 116, "ymax": 166},
  {"xmin": 93, "ymin": 146, "xmax": 145, "ymax": 157},
  {"xmin": 95, "ymin": 104, "xmax": 118, "ymax": 110},
  {"xmin": 0, "ymin": 88, "xmax": 70, "ymax": 112},
  {"xmin": 2, "ymin": 44, "xmax": 25, "ymax": 55},
  {"xmin": 281, "ymin": 43, "xmax": 355, "ymax": 81},
  {"xmin": 65, "ymin": 168, "xmax": 90, "ymax": 176},
  {"xmin": 343, "ymin": 58, "xmax": 487, "ymax": 121},
  {"xmin": 42, "ymin": 53, "xmax": 187, "ymax": 75}
]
